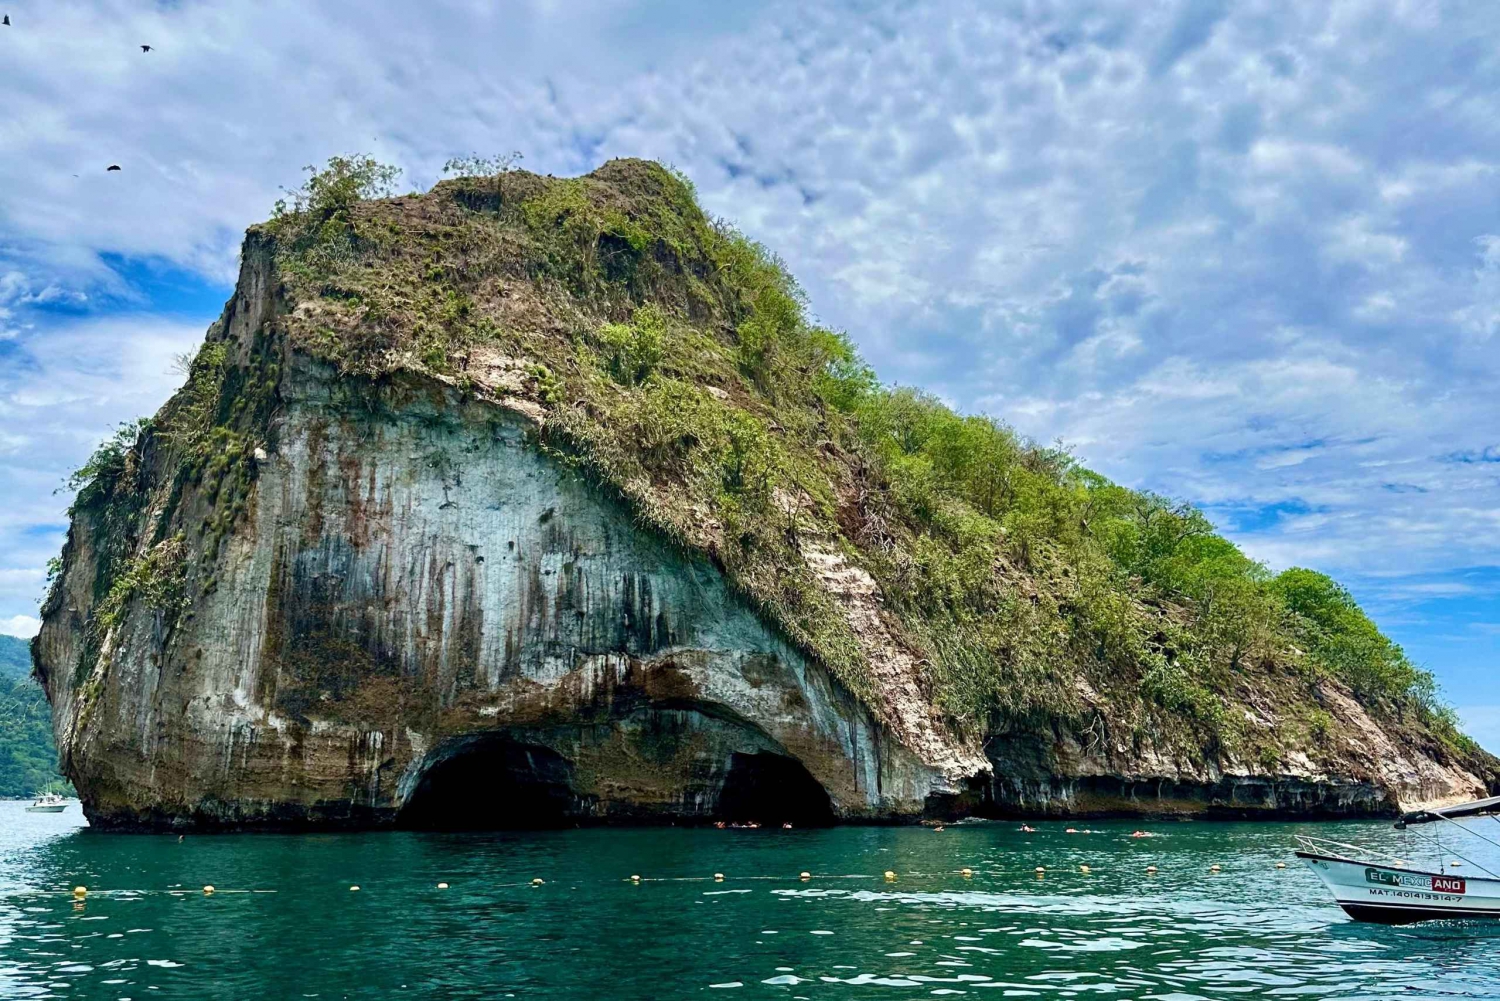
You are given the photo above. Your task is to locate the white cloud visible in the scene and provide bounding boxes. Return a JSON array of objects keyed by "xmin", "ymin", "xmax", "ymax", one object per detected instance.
[
  {"xmin": 1453, "ymin": 234, "xmax": 1500, "ymax": 341},
  {"xmin": 1324, "ymin": 215, "xmax": 1407, "ymax": 267},
  {"xmin": 0, "ymin": 315, "xmax": 202, "ymax": 618},
  {"xmin": 0, "ymin": 615, "xmax": 40, "ymax": 640}
]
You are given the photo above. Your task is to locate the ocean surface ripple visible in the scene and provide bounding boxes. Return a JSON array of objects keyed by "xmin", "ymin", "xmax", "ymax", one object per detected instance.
[{"xmin": 3, "ymin": 804, "xmax": 1498, "ymax": 999}]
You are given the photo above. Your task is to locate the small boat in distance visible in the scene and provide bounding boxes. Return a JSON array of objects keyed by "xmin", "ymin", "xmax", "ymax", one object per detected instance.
[
  {"xmin": 25, "ymin": 793, "xmax": 67, "ymax": 814},
  {"xmin": 1297, "ymin": 794, "xmax": 1500, "ymax": 923}
]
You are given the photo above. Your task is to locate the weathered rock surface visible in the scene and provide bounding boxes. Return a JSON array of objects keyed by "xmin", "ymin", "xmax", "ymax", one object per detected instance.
[
  {"xmin": 35, "ymin": 175, "xmax": 1496, "ymax": 830},
  {"xmin": 38, "ymin": 259, "xmax": 958, "ymax": 828},
  {"xmin": 981, "ymin": 678, "xmax": 1490, "ymax": 818}
]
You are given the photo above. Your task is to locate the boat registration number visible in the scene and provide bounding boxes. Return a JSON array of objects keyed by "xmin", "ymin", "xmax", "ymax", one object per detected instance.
[{"xmin": 1365, "ymin": 867, "xmax": 1465, "ymax": 894}]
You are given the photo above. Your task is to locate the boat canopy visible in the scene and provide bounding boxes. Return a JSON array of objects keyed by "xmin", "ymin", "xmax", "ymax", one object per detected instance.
[{"xmin": 1398, "ymin": 793, "xmax": 1500, "ymax": 826}]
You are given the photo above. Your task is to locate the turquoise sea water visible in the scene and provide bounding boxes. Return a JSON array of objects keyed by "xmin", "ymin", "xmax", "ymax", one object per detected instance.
[{"xmin": 3, "ymin": 802, "xmax": 1499, "ymax": 998}]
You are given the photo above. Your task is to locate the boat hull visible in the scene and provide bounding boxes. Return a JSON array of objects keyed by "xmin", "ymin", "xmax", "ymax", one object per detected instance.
[
  {"xmin": 25, "ymin": 805, "xmax": 66, "ymax": 813},
  {"xmin": 1297, "ymin": 851, "xmax": 1500, "ymax": 923}
]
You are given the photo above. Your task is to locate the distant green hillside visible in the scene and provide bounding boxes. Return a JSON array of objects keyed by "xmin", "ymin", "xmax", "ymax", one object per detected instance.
[
  {"xmin": 0, "ymin": 633, "xmax": 29, "ymax": 681},
  {"xmin": 0, "ymin": 634, "xmax": 68, "ymax": 798}
]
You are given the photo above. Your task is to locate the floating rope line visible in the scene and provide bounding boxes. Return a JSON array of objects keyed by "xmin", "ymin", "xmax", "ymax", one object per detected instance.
[
  {"xmin": 3, "ymin": 888, "xmax": 280, "ymax": 898},
  {"xmin": 621, "ymin": 871, "xmax": 1014, "ymax": 883},
  {"xmin": 4, "ymin": 864, "xmax": 1160, "ymax": 901}
]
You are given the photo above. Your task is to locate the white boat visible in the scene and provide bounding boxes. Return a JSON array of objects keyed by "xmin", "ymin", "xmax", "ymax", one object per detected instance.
[
  {"xmin": 1297, "ymin": 794, "xmax": 1500, "ymax": 923},
  {"xmin": 25, "ymin": 793, "xmax": 67, "ymax": 813}
]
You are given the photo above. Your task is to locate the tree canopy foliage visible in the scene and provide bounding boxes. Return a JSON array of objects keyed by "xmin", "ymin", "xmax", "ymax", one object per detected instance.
[{"xmin": 0, "ymin": 635, "xmax": 69, "ymax": 798}]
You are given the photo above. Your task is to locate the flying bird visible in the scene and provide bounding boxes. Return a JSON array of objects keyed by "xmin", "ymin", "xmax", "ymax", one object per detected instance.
[
  {"xmin": 106, "ymin": 165, "xmax": 121, "ymax": 171},
  {"xmin": 141, "ymin": 44, "xmax": 152, "ymax": 52}
]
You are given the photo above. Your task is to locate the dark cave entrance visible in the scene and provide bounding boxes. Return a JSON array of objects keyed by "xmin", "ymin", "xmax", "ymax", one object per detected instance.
[
  {"xmin": 398, "ymin": 736, "xmax": 582, "ymax": 830},
  {"xmin": 715, "ymin": 752, "xmax": 835, "ymax": 827}
]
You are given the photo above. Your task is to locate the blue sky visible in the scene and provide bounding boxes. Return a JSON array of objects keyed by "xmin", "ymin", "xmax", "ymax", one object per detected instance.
[{"xmin": 0, "ymin": 0, "xmax": 1496, "ymax": 748}]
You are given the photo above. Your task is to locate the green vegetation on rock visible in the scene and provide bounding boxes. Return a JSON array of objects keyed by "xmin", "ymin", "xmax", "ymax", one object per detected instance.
[{"xmin": 60, "ymin": 154, "xmax": 1483, "ymax": 779}]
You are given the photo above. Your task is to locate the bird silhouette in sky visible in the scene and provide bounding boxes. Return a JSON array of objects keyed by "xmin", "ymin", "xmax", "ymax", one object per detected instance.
[
  {"xmin": 3, "ymin": 15, "xmax": 10, "ymax": 26},
  {"xmin": 141, "ymin": 44, "xmax": 152, "ymax": 52},
  {"xmin": 107, "ymin": 165, "xmax": 121, "ymax": 171}
]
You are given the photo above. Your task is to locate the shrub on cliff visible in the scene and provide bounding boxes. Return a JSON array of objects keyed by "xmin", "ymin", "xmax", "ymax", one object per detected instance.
[
  {"xmin": 64, "ymin": 419, "xmax": 151, "ymax": 513},
  {"xmin": 1272, "ymin": 568, "xmax": 1444, "ymax": 714}
]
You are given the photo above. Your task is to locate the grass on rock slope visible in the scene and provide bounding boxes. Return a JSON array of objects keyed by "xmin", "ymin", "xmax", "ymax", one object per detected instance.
[{"xmin": 66, "ymin": 154, "xmax": 1492, "ymax": 784}]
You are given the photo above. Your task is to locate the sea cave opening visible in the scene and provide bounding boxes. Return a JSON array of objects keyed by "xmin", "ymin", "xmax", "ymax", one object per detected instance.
[
  {"xmin": 398, "ymin": 736, "xmax": 581, "ymax": 830},
  {"xmin": 715, "ymin": 751, "xmax": 835, "ymax": 827}
]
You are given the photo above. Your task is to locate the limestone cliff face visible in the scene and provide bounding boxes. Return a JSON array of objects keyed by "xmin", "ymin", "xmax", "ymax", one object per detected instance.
[
  {"xmin": 982, "ymin": 679, "xmax": 1491, "ymax": 818},
  {"xmin": 35, "ymin": 164, "xmax": 1496, "ymax": 829},
  {"xmin": 37, "ymin": 251, "xmax": 947, "ymax": 829}
]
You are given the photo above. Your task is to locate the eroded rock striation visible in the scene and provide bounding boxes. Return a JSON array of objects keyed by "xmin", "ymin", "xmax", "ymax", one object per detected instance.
[{"xmin": 36, "ymin": 160, "xmax": 1497, "ymax": 828}]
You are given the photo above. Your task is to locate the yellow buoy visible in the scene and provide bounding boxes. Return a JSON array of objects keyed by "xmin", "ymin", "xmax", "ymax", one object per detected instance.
[
  {"xmin": 1210, "ymin": 864, "xmax": 1221, "ymax": 872},
  {"xmin": 531, "ymin": 878, "xmax": 544, "ymax": 886},
  {"xmin": 630, "ymin": 874, "xmax": 641, "ymax": 883},
  {"xmin": 883, "ymin": 870, "xmax": 896, "ymax": 881},
  {"xmin": 1275, "ymin": 862, "xmax": 1286, "ymax": 869},
  {"xmin": 1451, "ymin": 861, "xmax": 1462, "ymax": 867},
  {"xmin": 437, "ymin": 882, "xmax": 449, "ymax": 889},
  {"xmin": 203, "ymin": 885, "xmax": 215, "ymax": 895},
  {"xmin": 1034, "ymin": 866, "xmax": 1045, "ymax": 873},
  {"xmin": 714, "ymin": 873, "xmax": 724, "ymax": 881},
  {"xmin": 960, "ymin": 868, "xmax": 973, "ymax": 878},
  {"xmin": 1146, "ymin": 866, "xmax": 1158, "ymax": 874},
  {"xmin": 350, "ymin": 885, "xmax": 360, "ymax": 892},
  {"xmin": 72, "ymin": 886, "xmax": 87, "ymax": 898},
  {"xmin": 1079, "ymin": 865, "xmax": 1091, "ymax": 873},
  {"xmin": 799, "ymin": 871, "xmax": 811, "ymax": 880}
]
